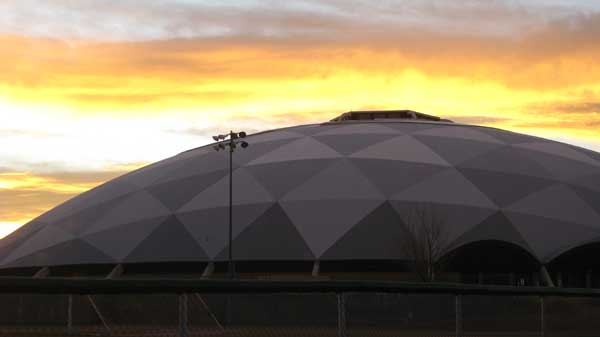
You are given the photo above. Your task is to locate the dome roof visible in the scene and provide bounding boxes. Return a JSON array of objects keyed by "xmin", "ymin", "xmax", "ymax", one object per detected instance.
[{"xmin": 2, "ymin": 117, "xmax": 600, "ymax": 269}]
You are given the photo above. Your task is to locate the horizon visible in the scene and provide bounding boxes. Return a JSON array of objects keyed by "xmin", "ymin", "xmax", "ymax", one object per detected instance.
[{"xmin": 2, "ymin": 0, "xmax": 600, "ymax": 238}]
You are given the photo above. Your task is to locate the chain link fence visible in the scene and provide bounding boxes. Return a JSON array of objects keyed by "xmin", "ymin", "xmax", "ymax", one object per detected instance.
[{"xmin": 0, "ymin": 278, "xmax": 598, "ymax": 336}]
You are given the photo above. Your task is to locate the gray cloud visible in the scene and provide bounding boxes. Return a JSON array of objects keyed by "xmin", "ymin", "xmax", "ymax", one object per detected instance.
[{"xmin": 0, "ymin": 0, "xmax": 596, "ymax": 41}]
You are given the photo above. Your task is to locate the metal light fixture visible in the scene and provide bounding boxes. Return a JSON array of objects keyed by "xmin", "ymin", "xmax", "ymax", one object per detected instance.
[{"xmin": 212, "ymin": 131, "xmax": 250, "ymax": 279}]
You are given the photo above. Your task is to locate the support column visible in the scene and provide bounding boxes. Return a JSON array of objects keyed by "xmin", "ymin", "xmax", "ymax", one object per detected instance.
[
  {"xmin": 312, "ymin": 261, "xmax": 320, "ymax": 277},
  {"xmin": 455, "ymin": 294, "xmax": 462, "ymax": 337},
  {"xmin": 540, "ymin": 296, "xmax": 545, "ymax": 337},
  {"xmin": 532, "ymin": 272, "xmax": 540, "ymax": 287},
  {"xmin": 179, "ymin": 294, "xmax": 189, "ymax": 337},
  {"xmin": 337, "ymin": 293, "xmax": 347, "ymax": 337},
  {"xmin": 201, "ymin": 262, "xmax": 214, "ymax": 279},
  {"xmin": 106, "ymin": 264, "xmax": 123, "ymax": 279},
  {"xmin": 67, "ymin": 295, "xmax": 73, "ymax": 335},
  {"xmin": 33, "ymin": 266, "xmax": 50, "ymax": 278},
  {"xmin": 586, "ymin": 269, "xmax": 592, "ymax": 288},
  {"xmin": 557, "ymin": 272, "xmax": 563, "ymax": 288},
  {"xmin": 540, "ymin": 265, "xmax": 555, "ymax": 287}
]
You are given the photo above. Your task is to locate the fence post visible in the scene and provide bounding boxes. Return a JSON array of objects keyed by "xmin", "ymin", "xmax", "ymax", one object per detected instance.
[
  {"xmin": 67, "ymin": 294, "xmax": 73, "ymax": 335},
  {"xmin": 455, "ymin": 294, "xmax": 462, "ymax": 337},
  {"xmin": 337, "ymin": 293, "xmax": 347, "ymax": 337},
  {"xmin": 179, "ymin": 293, "xmax": 189, "ymax": 337},
  {"xmin": 540, "ymin": 296, "xmax": 545, "ymax": 337}
]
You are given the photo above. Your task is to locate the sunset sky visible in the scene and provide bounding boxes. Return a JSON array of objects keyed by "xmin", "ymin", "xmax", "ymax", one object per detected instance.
[{"xmin": 2, "ymin": 0, "xmax": 600, "ymax": 238}]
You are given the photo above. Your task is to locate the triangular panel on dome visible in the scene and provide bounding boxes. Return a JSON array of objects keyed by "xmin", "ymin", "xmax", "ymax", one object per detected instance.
[
  {"xmin": 281, "ymin": 159, "xmax": 384, "ymax": 201},
  {"xmin": 458, "ymin": 168, "xmax": 555, "ymax": 207},
  {"xmin": 79, "ymin": 176, "xmax": 140, "ymax": 205},
  {"xmin": 475, "ymin": 128, "xmax": 542, "ymax": 145},
  {"xmin": 178, "ymin": 168, "xmax": 273, "ymax": 212},
  {"xmin": 1, "ymin": 225, "xmax": 75, "ymax": 266},
  {"xmin": 350, "ymin": 158, "xmax": 445, "ymax": 198},
  {"xmin": 123, "ymin": 151, "xmax": 208, "ymax": 188},
  {"xmin": 245, "ymin": 130, "xmax": 304, "ymax": 144},
  {"xmin": 0, "ymin": 220, "xmax": 46, "ymax": 249},
  {"xmin": 83, "ymin": 190, "xmax": 171, "ymax": 235},
  {"xmin": 56, "ymin": 193, "xmax": 134, "ymax": 235},
  {"xmin": 231, "ymin": 137, "xmax": 301, "ymax": 166},
  {"xmin": 314, "ymin": 123, "xmax": 400, "ymax": 136},
  {"xmin": 245, "ymin": 159, "xmax": 336, "ymax": 199},
  {"xmin": 215, "ymin": 204, "xmax": 314, "ymax": 261},
  {"xmin": 571, "ymin": 185, "xmax": 600, "ymax": 216},
  {"xmin": 35, "ymin": 179, "xmax": 139, "ymax": 225},
  {"xmin": 579, "ymin": 148, "xmax": 600, "ymax": 168},
  {"xmin": 386, "ymin": 122, "xmax": 438, "ymax": 134},
  {"xmin": 506, "ymin": 184, "xmax": 600, "ymax": 229},
  {"xmin": 515, "ymin": 142, "xmax": 600, "ymax": 167},
  {"xmin": 152, "ymin": 152, "xmax": 232, "ymax": 184},
  {"xmin": 569, "ymin": 173, "xmax": 600, "ymax": 193},
  {"xmin": 414, "ymin": 136, "xmax": 504, "ymax": 165},
  {"xmin": 446, "ymin": 211, "xmax": 534, "ymax": 256},
  {"xmin": 4, "ymin": 238, "xmax": 115, "ymax": 268},
  {"xmin": 389, "ymin": 201, "xmax": 498, "ymax": 249},
  {"xmin": 247, "ymin": 137, "xmax": 341, "ymax": 166},
  {"xmin": 349, "ymin": 135, "xmax": 450, "ymax": 166},
  {"xmin": 82, "ymin": 216, "xmax": 168, "ymax": 261},
  {"xmin": 0, "ymin": 224, "xmax": 45, "ymax": 263},
  {"xmin": 520, "ymin": 148, "xmax": 600, "ymax": 182},
  {"xmin": 457, "ymin": 146, "xmax": 554, "ymax": 180},
  {"xmin": 315, "ymin": 134, "xmax": 398, "ymax": 156},
  {"xmin": 280, "ymin": 199, "xmax": 383, "ymax": 258},
  {"xmin": 291, "ymin": 124, "xmax": 340, "ymax": 136},
  {"xmin": 321, "ymin": 202, "xmax": 407, "ymax": 260},
  {"xmin": 414, "ymin": 126, "xmax": 504, "ymax": 144},
  {"xmin": 177, "ymin": 202, "xmax": 273, "ymax": 259},
  {"xmin": 391, "ymin": 169, "xmax": 497, "ymax": 209},
  {"xmin": 124, "ymin": 216, "xmax": 208, "ymax": 263},
  {"xmin": 504, "ymin": 211, "xmax": 600, "ymax": 263},
  {"xmin": 146, "ymin": 169, "xmax": 228, "ymax": 212}
]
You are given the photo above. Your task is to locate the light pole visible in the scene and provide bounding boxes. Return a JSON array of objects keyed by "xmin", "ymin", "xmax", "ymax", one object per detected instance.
[{"xmin": 213, "ymin": 131, "xmax": 249, "ymax": 279}]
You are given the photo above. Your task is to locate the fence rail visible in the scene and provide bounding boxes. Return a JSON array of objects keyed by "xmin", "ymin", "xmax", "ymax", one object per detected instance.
[
  {"xmin": 0, "ymin": 277, "xmax": 596, "ymax": 337},
  {"xmin": 1, "ymin": 276, "xmax": 600, "ymax": 296}
]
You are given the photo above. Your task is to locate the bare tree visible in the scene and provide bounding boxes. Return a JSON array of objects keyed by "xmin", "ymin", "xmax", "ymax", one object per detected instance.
[{"xmin": 398, "ymin": 203, "xmax": 448, "ymax": 282}]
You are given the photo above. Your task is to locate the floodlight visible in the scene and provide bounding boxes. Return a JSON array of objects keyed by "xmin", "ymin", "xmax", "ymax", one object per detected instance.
[{"xmin": 209, "ymin": 128, "xmax": 249, "ymax": 280}]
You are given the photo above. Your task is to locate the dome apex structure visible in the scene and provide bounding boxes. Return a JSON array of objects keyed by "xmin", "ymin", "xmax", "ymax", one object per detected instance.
[
  {"xmin": 330, "ymin": 109, "xmax": 453, "ymax": 123},
  {"xmin": 2, "ymin": 110, "xmax": 600, "ymax": 283}
]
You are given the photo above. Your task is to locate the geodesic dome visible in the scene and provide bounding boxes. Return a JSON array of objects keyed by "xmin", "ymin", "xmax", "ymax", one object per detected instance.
[{"xmin": 2, "ymin": 112, "xmax": 600, "ymax": 270}]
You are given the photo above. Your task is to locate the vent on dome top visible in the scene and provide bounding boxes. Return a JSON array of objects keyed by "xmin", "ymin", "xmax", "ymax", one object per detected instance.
[{"xmin": 330, "ymin": 110, "xmax": 453, "ymax": 123}]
